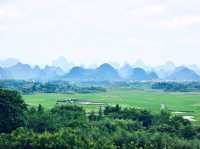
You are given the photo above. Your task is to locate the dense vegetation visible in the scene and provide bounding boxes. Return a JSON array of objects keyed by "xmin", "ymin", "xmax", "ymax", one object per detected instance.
[
  {"xmin": 1, "ymin": 89, "xmax": 200, "ymax": 148},
  {"xmin": 0, "ymin": 80, "xmax": 106, "ymax": 94},
  {"xmin": 152, "ymin": 82, "xmax": 200, "ymax": 92}
]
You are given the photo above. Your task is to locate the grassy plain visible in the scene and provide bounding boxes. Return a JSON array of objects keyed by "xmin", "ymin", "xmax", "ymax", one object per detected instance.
[{"xmin": 23, "ymin": 88, "xmax": 200, "ymax": 122}]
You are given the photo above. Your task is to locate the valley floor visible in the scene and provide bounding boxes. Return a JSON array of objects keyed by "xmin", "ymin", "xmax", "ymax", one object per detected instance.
[{"xmin": 24, "ymin": 88, "xmax": 200, "ymax": 123}]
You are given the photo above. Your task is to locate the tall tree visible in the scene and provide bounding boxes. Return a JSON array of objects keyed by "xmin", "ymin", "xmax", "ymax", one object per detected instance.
[{"xmin": 0, "ymin": 89, "xmax": 27, "ymax": 133}]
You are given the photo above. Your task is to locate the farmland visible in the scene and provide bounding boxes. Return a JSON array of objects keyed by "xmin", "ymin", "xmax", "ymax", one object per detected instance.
[{"xmin": 23, "ymin": 88, "xmax": 200, "ymax": 122}]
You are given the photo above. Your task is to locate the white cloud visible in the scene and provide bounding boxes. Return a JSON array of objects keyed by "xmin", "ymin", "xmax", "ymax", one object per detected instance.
[
  {"xmin": 131, "ymin": 4, "xmax": 166, "ymax": 16},
  {"xmin": 0, "ymin": 9, "xmax": 20, "ymax": 18},
  {"xmin": 160, "ymin": 15, "xmax": 200, "ymax": 28},
  {"xmin": 0, "ymin": 1, "xmax": 22, "ymax": 17}
]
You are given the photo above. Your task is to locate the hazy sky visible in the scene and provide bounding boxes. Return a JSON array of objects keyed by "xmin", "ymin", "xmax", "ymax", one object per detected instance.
[{"xmin": 0, "ymin": 0, "xmax": 200, "ymax": 66}]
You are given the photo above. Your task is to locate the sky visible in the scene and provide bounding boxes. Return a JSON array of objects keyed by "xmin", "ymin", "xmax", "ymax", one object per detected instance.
[{"xmin": 0, "ymin": 0, "xmax": 200, "ymax": 67}]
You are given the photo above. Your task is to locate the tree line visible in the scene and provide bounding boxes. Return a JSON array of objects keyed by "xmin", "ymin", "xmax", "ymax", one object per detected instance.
[
  {"xmin": 152, "ymin": 82, "xmax": 200, "ymax": 92},
  {"xmin": 0, "ymin": 80, "xmax": 106, "ymax": 94}
]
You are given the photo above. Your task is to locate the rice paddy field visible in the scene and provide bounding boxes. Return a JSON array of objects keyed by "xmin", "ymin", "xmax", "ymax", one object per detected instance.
[{"xmin": 23, "ymin": 88, "xmax": 200, "ymax": 122}]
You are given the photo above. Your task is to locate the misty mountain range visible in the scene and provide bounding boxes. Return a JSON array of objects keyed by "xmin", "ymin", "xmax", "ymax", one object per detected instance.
[{"xmin": 0, "ymin": 57, "xmax": 200, "ymax": 82}]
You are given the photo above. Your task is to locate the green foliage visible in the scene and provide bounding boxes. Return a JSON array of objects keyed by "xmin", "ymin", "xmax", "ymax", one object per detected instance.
[
  {"xmin": 0, "ymin": 80, "xmax": 106, "ymax": 94},
  {"xmin": 152, "ymin": 82, "xmax": 200, "ymax": 92},
  {"xmin": 104, "ymin": 105, "xmax": 153, "ymax": 127},
  {"xmin": 27, "ymin": 104, "xmax": 87, "ymax": 133},
  {"xmin": 0, "ymin": 89, "xmax": 27, "ymax": 133},
  {"xmin": 27, "ymin": 105, "xmax": 56, "ymax": 133}
]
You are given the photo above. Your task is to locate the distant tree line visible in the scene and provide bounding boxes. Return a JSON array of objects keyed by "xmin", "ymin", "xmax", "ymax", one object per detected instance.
[
  {"xmin": 1, "ymin": 89, "xmax": 200, "ymax": 148},
  {"xmin": 152, "ymin": 82, "xmax": 200, "ymax": 92},
  {"xmin": 0, "ymin": 80, "xmax": 106, "ymax": 94}
]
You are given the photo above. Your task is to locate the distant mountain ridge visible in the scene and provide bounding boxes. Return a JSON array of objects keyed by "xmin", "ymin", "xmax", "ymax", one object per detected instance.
[
  {"xmin": 0, "ymin": 58, "xmax": 200, "ymax": 82},
  {"xmin": 0, "ymin": 63, "xmax": 64, "ymax": 81},
  {"xmin": 167, "ymin": 66, "xmax": 200, "ymax": 81},
  {"xmin": 52, "ymin": 56, "xmax": 74, "ymax": 72},
  {"xmin": 131, "ymin": 68, "xmax": 158, "ymax": 81},
  {"xmin": 155, "ymin": 61, "xmax": 176, "ymax": 79},
  {"xmin": 65, "ymin": 63, "xmax": 120, "ymax": 81},
  {"xmin": 65, "ymin": 63, "xmax": 158, "ymax": 82}
]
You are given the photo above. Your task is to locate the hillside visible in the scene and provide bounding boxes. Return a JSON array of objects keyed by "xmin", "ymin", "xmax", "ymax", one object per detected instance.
[{"xmin": 167, "ymin": 66, "xmax": 200, "ymax": 81}]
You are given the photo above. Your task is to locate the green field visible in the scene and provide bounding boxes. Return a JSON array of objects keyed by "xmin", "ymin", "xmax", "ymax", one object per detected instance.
[{"xmin": 23, "ymin": 88, "xmax": 200, "ymax": 122}]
